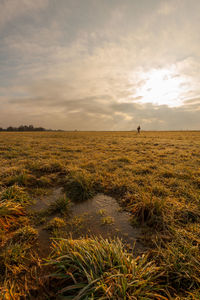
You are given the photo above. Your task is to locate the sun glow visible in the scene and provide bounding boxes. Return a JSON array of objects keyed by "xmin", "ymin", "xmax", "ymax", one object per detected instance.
[{"xmin": 134, "ymin": 68, "xmax": 186, "ymax": 107}]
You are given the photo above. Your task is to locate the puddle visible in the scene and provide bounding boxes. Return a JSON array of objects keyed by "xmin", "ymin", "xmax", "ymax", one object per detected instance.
[
  {"xmin": 68, "ymin": 194, "xmax": 145, "ymax": 254},
  {"xmin": 30, "ymin": 187, "xmax": 63, "ymax": 212},
  {"xmin": 30, "ymin": 187, "xmax": 64, "ymax": 257},
  {"xmin": 32, "ymin": 189, "xmax": 145, "ymax": 257}
]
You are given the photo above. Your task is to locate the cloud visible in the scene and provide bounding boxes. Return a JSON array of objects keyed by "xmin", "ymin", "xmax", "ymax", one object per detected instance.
[
  {"xmin": 184, "ymin": 97, "xmax": 200, "ymax": 105},
  {"xmin": 1, "ymin": 0, "xmax": 200, "ymax": 130},
  {"xmin": 157, "ymin": 1, "xmax": 176, "ymax": 16},
  {"xmin": 0, "ymin": 0, "xmax": 49, "ymax": 30},
  {"xmin": 1, "ymin": 80, "xmax": 200, "ymax": 131}
]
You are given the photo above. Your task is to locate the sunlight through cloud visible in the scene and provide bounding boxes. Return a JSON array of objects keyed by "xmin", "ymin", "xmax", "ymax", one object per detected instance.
[{"xmin": 134, "ymin": 68, "xmax": 187, "ymax": 107}]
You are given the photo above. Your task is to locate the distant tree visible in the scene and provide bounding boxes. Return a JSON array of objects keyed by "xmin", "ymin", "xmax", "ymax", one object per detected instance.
[
  {"xmin": 35, "ymin": 127, "xmax": 45, "ymax": 131},
  {"xmin": 28, "ymin": 125, "xmax": 34, "ymax": 131},
  {"xmin": 7, "ymin": 126, "xmax": 14, "ymax": 131},
  {"xmin": 18, "ymin": 125, "xmax": 25, "ymax": 131},
  {"xmin": 3, "ymin": 124, "xmax": 53, "ymax": 132}
]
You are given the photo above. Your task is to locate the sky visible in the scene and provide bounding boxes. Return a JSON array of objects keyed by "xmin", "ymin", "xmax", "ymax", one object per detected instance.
[{"xmin": 0, "ymin": 0, "xmax": 200, "ymax": 131}]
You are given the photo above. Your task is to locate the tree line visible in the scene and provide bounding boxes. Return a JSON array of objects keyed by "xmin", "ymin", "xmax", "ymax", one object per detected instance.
[{"xmin": 0, "ymin": 125, "xmax": 57, "ymax": 132}]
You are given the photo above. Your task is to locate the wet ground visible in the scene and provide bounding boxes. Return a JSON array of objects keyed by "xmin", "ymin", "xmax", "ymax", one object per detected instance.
[
  {"xmin": 30, "ymin": 187, "xmax": 63, "ymax": 212},
  {"xmin": 30, "ymin": 188, "xmax": 64, "ymax": 257},
  {"xmin": 31, "ymin": 188, "xmax": 145, "ymax": 257},
  {"xmin": 69, "ymin": 194, "xmax": 144, "ymax": 253}
]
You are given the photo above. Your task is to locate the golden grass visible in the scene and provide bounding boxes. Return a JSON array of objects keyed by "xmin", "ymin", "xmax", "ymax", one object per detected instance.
[
  {"xmin": 47, "ymin": 237, "xmax": 167, "ymax": 299},
  {"xmin": 0, "ymin": 131, "xmax": 200, "ymax": 298}
]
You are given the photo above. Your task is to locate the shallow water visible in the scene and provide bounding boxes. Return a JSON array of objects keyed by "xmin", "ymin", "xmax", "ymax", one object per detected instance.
[
  {"xmin": 69, "ymin": 194, "xmax": 145, "ymax": 253},
  {"xmin": 32, "ymin": 188, "xmax": 145, "ymax": 256},
  {"xmin": 30, "ymin": 187, "xmax": 63, "ymax": 211},
  {"xmin": 31, "ymin": 187, "xmax": 64, "ymax": 257}
]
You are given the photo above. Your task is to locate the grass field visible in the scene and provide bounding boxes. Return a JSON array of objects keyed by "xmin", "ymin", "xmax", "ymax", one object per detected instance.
[{"xmin": 0, "ymin": 131, "xmax": 200, "ymax": 299}]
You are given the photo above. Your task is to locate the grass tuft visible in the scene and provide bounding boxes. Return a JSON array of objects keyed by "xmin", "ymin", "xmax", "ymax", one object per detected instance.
[
  {"xmin": 0, "ymin": 200, "xmax": 25, "ymax": 232},
  {"xmin": 46, "ymin": 237, "xmax": 166, "ymax": 299},
  {"xmin": 64, "ymin": 170, "xmax": 94, "ymax": 201},
  {"xmin": 11, "ymin": 225, "xmax": 38, "ymax": 244},
  {"xmin": 130, "ymin": 196, "xmax": 167, "ymax": 230},
  {"xmin": 45, "ymin": 217, "xmax": 66, "ymax": 231},
  {"xmin": 1, "ymin": 185, "xmax": 29, "ymax": 204},
  {"xmin": 48, "ymin": 194, "xmax": 70, "ymax": 215}
]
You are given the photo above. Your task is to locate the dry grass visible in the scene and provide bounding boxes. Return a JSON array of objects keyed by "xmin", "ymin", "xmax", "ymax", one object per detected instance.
[{"xmin": 0, "ymin": 131, "xmax": 200, "ymax": 298}]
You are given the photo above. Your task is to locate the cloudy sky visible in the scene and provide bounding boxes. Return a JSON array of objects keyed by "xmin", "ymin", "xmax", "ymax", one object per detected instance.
[{"xmin": 0, "ymin": 0, "xmax": 200, "ymax": 130}]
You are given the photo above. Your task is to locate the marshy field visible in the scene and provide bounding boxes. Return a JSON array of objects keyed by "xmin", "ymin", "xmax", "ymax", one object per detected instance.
[{"xmin": 0, "ymin": 131, "xmax": 200, "ymax": 299}]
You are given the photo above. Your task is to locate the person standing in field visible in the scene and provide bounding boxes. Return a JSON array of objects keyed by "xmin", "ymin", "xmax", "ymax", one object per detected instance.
[{"xmin": 137, "ymin": 125, "xmax": 141, "ymax": 133}]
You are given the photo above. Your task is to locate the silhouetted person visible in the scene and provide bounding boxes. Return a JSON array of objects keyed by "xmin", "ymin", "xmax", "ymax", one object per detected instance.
[{"xmin": 137, "ymin": 125, "xmax": 141, "ymax": 134}]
